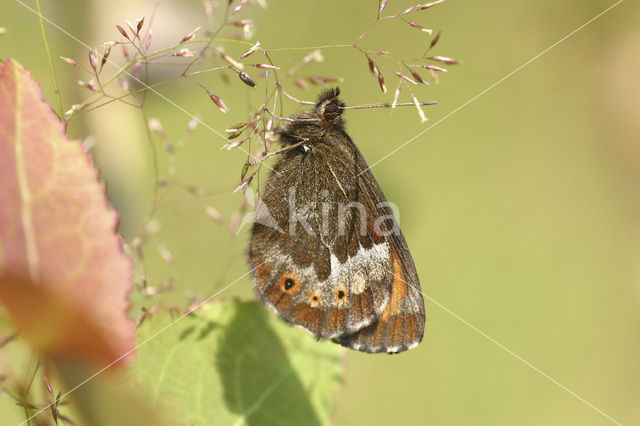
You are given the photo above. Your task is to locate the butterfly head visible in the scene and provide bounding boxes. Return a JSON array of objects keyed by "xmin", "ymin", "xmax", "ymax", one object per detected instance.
[
  {"xmin": 314, "ymin": 87, "xmax": 345, "ymax": 125},
  {"xmin": 278, "ymin": 87, "xmax": 346, "ymax": 145}
]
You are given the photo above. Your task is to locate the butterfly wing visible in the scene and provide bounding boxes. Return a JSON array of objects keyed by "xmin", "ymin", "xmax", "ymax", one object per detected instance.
[
  {"xmin": 249, "ymin": 138, "xmax": 392, "ymax": 340},
  {"xmin": 332, "ymin": 143, "xmax": 426, "ymax": 353},
  {"xmin": 250, "ymin": 93, "xmax": 425, "ymax": 353}
]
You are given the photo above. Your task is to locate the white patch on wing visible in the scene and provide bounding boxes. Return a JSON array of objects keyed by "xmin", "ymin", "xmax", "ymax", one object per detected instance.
[
  {"xmin": 258, "ymin": 242, "xmax": 390, "ymax": 312},
  {"xmin": 401, "ymin": 284, "xmax": 424, "ymax": 314},
  {"xmin": 328, "ymin": 242, "xmax": 389, "ymax": 295},
  {"xmin": 350, "ymin": 317, "xmax": 375, "ymax": 332},
  {"xmin": 351, "ymin": 271, "xmax": 367, "ymax": 294},
  {"xmin": 368, "ymin": 243, "xmax": 387, "ymax": 281},
  {"xmin": 406, "ymin": 340, "xmax": 420, "ymax": 350}
]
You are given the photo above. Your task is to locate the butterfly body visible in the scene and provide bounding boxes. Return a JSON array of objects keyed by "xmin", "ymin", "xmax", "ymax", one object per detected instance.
[{"xmin": 249, "ymin": 88, "xmax": 425, "ymax": 353}]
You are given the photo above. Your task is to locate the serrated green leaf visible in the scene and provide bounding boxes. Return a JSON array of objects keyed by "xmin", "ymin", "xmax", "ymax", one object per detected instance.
[{"xmin": 131, "ymin": 300, "xmax": 344, "ymax": 425}]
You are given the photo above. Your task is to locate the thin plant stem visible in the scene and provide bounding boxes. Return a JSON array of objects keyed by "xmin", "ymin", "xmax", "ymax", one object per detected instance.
[
  {"xmin": 247, "ymin": 139, "xmax": 308, "ymax": 166},
  {"xmin": 35, "ymin": 0, "xmax": 62, "ymax": 116}
]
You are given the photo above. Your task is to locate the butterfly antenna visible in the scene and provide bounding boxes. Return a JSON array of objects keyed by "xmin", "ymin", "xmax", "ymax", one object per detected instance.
[{"xmin": 340, "ymin": 101, "xmax": 438, "ymax": 110}]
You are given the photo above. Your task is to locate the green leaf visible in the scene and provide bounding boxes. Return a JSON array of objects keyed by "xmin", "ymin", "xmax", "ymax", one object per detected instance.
[{"xmin": 131, "ymin": 300, "xmax": 344, "ymax": 425}]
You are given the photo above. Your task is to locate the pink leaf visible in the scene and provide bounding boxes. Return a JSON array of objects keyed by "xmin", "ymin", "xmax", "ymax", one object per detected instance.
[{"xmin": 0, "ymin": 59, "xmax": 135, "ymax": 368}]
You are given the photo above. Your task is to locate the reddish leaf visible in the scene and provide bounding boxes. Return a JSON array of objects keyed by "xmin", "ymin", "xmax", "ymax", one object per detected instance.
[{"xmin": 0, "ymin": 59, "xmax": 135, "ymax": 368}]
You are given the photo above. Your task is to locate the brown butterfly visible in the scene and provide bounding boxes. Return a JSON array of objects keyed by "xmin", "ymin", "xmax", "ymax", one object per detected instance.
[{"xmin": 249, "ymin": 88, "xmax": 425, "ymax": 353}]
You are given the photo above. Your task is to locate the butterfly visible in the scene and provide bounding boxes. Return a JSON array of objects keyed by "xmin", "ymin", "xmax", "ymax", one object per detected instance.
[{"xmin": 249, "ymin": 88, "xmax": 425, "ymax": 353}]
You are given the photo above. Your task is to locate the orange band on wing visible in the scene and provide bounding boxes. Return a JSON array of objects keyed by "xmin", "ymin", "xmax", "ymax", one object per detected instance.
[{"xmin": 380, "ymin": 254, "xmax": 408, "ymax": 321}]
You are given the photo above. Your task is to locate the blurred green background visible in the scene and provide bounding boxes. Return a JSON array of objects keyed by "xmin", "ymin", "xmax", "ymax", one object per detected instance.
[{"xmin": 1, "ymin": 0, "xmax": 639, "ymax": 425}]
